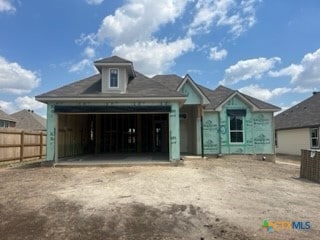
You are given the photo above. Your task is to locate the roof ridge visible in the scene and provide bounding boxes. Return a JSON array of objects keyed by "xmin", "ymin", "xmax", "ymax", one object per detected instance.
[{"xmin": 94, "ymin": 55, "xmax": 132, "ymax": 64}]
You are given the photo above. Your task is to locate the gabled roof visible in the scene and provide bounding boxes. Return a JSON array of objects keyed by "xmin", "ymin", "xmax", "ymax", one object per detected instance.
[
  {"xmin": 176, "ymin": 74, "xmax": 210, "ymax": 105},
  {"xmin": 94, "ymin": 56, "xmax": 132, "ymax": 64},
  {"xmin": 197, "ymin": 85, "xmax": 280, "ymax": 111},
  {"xmin": 198, "ymin": 85, "xmax": 235, "ymax": 110},
  {"xmin": 94, "ymin": 56, "xmax": 135, "ymax": 77},
  {"xmin": 153, "ymin": 76, "xmax": 280, "ymax": 112},
  {"xmin": 36, "ymin": 71, "xmax": 185, "ymax": 102},
  {"xmin": 10, "ymin": 109, "xmax": 46, "ymax": 131},
  {"xmin": 0, "ymin": 110, "xmax": 16, "ymax": 122},
  {"xmin": 275, "ymin": 92, "xmax": 320, "ymax": 130}
]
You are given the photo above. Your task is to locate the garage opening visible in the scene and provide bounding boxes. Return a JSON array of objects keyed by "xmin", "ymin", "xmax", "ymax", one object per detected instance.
[{"xmin": 57, "ymin": 113, "xmax": 169, "ymax": 160}]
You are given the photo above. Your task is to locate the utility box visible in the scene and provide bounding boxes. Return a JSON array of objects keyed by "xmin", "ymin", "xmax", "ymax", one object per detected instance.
[{"xmin": 300, "ymin": 149, "xmax": 320, "ymax": 183}]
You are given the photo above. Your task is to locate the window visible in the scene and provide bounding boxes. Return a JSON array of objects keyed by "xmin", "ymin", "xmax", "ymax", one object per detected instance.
[
  {"xmin": 229, "ymin": 115, "xmax": 244, "ymax": 143},
  {"xmin": 109, "ymin": 69, "xmax": 118, "ymax": 88},
  {"xmin": 310, "ymin": 128, "xmax": 319, "ymax": 148}
]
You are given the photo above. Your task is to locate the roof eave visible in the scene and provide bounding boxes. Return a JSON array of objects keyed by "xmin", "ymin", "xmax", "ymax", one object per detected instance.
[
  {"xmin": 276, "ymin": 124, "xmax": 320, "ymax": 131},
  {"xmin": 36, "ymin": 96, "xmax": 187, "ymax": 104},
  {"xmin": 94, "ymin": 62, "xmax": 136, "ymax": 77}
]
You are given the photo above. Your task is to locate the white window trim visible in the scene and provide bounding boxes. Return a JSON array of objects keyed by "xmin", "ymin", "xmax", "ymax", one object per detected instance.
[
  {"xmin": 228, "ymin": 115, "xmax": 245, "ymax": 144},
  {"xmin": 310, "ymin": 127, "xmax": 319, "ymax": 148},
  {"xmin": 109, "ymin": 68, "xmax": 119, "ymax": 88}
]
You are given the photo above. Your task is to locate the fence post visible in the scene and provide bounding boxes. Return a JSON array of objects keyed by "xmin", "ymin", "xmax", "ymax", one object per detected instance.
[
  {"xmin": 39, "ymin": 132, "xmax": 43, "ymax": 159},
  {"xmin": 20, "ymin": 131, "xmax": 24, "ymax": 162}
]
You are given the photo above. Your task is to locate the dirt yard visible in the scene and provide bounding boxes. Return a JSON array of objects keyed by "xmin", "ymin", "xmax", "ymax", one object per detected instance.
[{"xmin": 0, "ymin": 157, "xmax": 319, "ymax": 240}]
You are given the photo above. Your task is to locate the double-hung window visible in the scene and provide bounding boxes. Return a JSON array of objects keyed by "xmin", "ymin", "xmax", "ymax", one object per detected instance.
[
  {"xmin": 310, "ymin": 128, "xmax": 319, "ymax": 148},
  {"xmin": 227, "ymin": 110, "xmax": 245, "ymax": 144},
  {"xmin": 109, "ymin": 69, "xmax": 119, "ymax": 88}
]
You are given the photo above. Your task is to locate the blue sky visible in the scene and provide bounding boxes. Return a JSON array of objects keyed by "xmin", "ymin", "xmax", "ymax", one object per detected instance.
[{"xmin": 0, "ymin": 0, "xmax": 320, "ymax": 117}]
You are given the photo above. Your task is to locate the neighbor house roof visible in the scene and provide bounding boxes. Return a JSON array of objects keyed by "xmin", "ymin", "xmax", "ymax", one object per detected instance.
[
  {"xmin": 36, "ymin": 71, "xmax": 185, "ymax": 101},
  {"xmin": 0, "ymin": 110, "xmax": 16, "ymax": 122},
  {"xmin": 10, "ymin": 109, "xmax": 46, "ymax": 131},
  {"xmin": 275, "ymin": 92, "xmax": 320, "ymax": 130}
]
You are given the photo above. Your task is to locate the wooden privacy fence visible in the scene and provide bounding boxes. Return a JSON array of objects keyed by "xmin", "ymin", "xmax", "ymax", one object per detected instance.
[
  {"xmin": 300, "ymin": 149, "xmax": 320, "ymax": 183},
  {"xmin": 0, "ymin": 128, "xmax": 46, "ymax": 163}
]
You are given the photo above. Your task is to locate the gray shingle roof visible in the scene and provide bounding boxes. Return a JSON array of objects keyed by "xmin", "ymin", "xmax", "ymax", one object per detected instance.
[
  {"xmin": 200, "ymin": 85, "xmax": 280, "ymax": 111},
  {"xmin": 94, "ymin": 56, "xmax": 132, "ymax": 64},
  {"xmin": 198, "ymin": 85, "xmax": 234, "ymax": 109},
  {"xmin": 152, "ymin": 76, "xmax": 279, "ymax": 111},
  {"xmin": 152, "ymin": 74, "xmax": 183, "ymax": 90},
  {"xmin": 241, "ymin": 92, "xmax": 281, "ymax": 110},
  {"xmin": 0, "ymin": 110, "xmax": 16, "ymax": 122},
  {"xmin": 36, "ymin": 71, "xmax": 184, "ymax": 99},
  {"xmin": 36, "ymin": 58, "xmax": 280, "ymax": 112},
  {"xmin": 275, "ymin": 92, "xmax": 320, "ymax": 130},
  {"xmin": 10, "ymin": 109, "xmax": 46, "ymax": 131}
]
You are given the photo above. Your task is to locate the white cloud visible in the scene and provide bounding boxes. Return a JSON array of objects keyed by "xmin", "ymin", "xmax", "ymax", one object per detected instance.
[
  {"xmin": 290, "ymin": 48, "xmax": 320, "ymax": 86},
  {"xmin": 269, "ymin": 48, "xmax": 320, "ymax": 87},
  {"xmin": 0, "ymin": 100, "xmax": 16, "ymax": 113},
  {"xmin": 209, "ymin": 47, "xmax": 227, "ymax": 60},
  {"xmin": 268, "ymin": 64, "xmax": 303, "ymax": 78},
  {"xmin": 112, "ymin": 38, "xmax": 195, "ymax": 76},
  {"xmin": 69, "ymin": 59, "xmax": 91, "ymax": 73},
  {"xmin": 292, "ymin": 86, "xmax": 315, "ymax": 93},
  {"xmin": 188, "ymin": 0, "xmax": 260, "ymax": 37},
  {"xmin": 0, "ymin": 0, "xmax": 15, "ymax": 13},
  {"xmin": 76, "ymin": 33, "xmax": 97, "ymax": 46},
  {"xmin": 96, "ymin": 0, "xmax": 190, "ymax": 46},
  {"xmin": 14, "ymin": 96, "xmax": 46, "ymax": 112},
  {"xmin": 221, "ymin": 57, "xmax": 281, "ymax": 85},
  {"xmin": 239, "ymin": 84, "xmax": 291, "ymax": 101},
  {"xmin": 0, "ymin": 56, "xmax": 40, "ymax": 94},
  {"xmin": 0, "ymin": 96, "xmax": 46, "ymax": 115},
  {"xmin": 86, "ymin": 0, "xmax": 104, "ymax": 5},
  {"xmin": 72, "ymin": 0, "xmax": 192, "ymax": 74},
  {"xmin": 83, "ymin": 46, "xmax": 95, "ymax": 58}
]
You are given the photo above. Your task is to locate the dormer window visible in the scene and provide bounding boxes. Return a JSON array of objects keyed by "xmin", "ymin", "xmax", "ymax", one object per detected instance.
[{"xmin": 110, "ymin": 68, "xmax": 119, "ymax": 88}]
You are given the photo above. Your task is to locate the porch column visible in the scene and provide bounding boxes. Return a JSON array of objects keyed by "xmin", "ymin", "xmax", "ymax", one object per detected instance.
[
  {"xmin": 196, "ymin": 105, "xmax": 202, "ymax": 155},
  {"xmin": 169, "ymin": 103, "xmax": 180, "ymax": 161},
  {"xmin": 46, "ymin": 103, "xmax": 58, "ymax": 162}
]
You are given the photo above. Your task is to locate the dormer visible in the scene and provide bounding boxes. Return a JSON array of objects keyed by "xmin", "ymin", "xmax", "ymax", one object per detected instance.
[{"xmin": 94, "ymin": 56, "xmax": 136, "ymax": 94}]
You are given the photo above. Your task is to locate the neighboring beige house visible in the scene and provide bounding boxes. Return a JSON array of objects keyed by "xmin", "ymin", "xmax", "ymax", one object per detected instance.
[
  {"xmin": 275, "ymin": 92, "xmax": 320, "ymax": 155},
  {"xmin": 10, "ymin": 109, "xmax": 46, "ymax": 131},
  {"xmin": 0, "ymin": 110, "xmax": 16, "ymax": 128}
]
